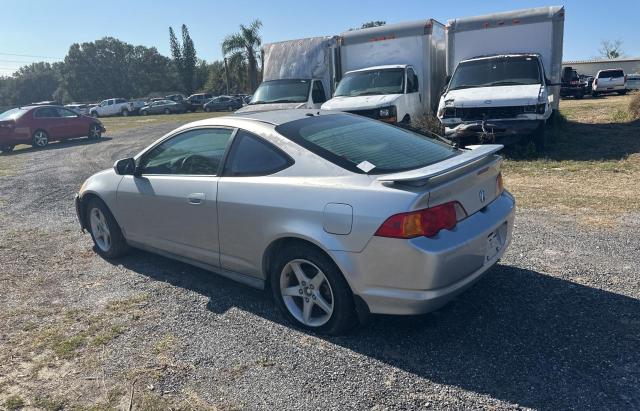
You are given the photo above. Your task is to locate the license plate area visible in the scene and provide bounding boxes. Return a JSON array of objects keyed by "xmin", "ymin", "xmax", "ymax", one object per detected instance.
[{"xmin": 485, "ymin": 223, "xmax": 507, "ymax": 262}]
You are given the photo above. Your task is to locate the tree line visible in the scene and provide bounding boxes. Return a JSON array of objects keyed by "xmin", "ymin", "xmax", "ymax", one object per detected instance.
[{"xmin": 0, "ymin": 21, "xmax": 263, "ymax": 107}]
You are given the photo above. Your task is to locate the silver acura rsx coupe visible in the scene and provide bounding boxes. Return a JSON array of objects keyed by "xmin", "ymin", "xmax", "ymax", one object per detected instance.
[{"xmin": 75, "ymin": 109, "xmax": 515, "ymax": 334}]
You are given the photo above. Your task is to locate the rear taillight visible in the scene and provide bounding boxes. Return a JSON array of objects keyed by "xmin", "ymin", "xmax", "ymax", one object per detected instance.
[
  {"xmin": 496, "ymin": 172, "xmax": 504, "ymax": 196},
  {"xmin": 375, "ymin": 202, "xmax": 467, "ymax": 239}
]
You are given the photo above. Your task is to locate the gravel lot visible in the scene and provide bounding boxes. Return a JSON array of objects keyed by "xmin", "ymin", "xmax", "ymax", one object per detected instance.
[{"xmin": 0, "ymin": 115, "xmax": 639, "ymax": 410}]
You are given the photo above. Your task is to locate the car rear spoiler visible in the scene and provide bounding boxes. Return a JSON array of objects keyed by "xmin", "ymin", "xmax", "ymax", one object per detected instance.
[{"xmin": 377, "ymin": 144, "xmax": 503, "ymax": 183}]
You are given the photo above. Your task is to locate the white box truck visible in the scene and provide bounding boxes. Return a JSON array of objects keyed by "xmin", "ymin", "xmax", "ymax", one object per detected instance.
[
  {"xmin": 237, "ymin": 36, "xmax": 339, "ymax": 113},
  {"xmin": 321, "ymin": 20, "xmax": 446, "ymax": 125},
  {"xmin": 437, "ymin": 6, "xmax": 565, "ymax": 147}
]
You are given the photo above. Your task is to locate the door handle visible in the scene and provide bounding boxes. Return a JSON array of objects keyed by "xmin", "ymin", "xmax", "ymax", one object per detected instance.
[{"xmin": 187, "ymin": 192, "xmax": 205, "ymax": 204}]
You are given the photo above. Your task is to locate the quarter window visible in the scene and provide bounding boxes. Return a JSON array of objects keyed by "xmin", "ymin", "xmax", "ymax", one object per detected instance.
[
  {"xmin": 139, "ymin": 128, "xmax": 234, "ymax": 175},
  {"xmin": 223, "ymin": 130, "xmax": 293, "ymax": 177}
]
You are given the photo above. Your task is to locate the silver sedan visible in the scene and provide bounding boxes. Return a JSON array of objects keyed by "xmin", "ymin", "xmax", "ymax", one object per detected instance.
[{"xmin": 75, "ymin": 110, "xmax": 515, "ymax": 334}]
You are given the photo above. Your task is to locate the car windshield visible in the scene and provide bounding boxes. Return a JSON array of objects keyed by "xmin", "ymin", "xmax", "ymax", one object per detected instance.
[
  {"xmin": 0, "ymin": 108, "xmax": 27, "ymax": 121},
  {"xmin": 275, "ymin": 114, "xmax": 458, "ymax": 174},
  {"xmin": 334, "ymin": 69, "xmax": 405, "ymax": 97},
  {"xmin": 449, "ymin": 56, "xmax": 542, "ymax": 90},
  {"xmin": 250, "ymin": 80, "xmax": 310, "ymax": 104}
]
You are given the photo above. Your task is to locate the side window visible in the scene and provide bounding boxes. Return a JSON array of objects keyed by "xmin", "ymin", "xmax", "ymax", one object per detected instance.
[
  {"xmin": 107, "ymin": 100, "xmax": 114, "ymax": 106},
  {"xmin": 223, "ymin": 130, "xmax": 293, "ymax": 177},
  {"xmin": 139, "ymin": 128, "xmax": 234, "ymax": 176},
  {"xmin": 312, "ymin": 81, "xmax": 327, "ymax": 104},
  {"xmin": 407, "ymin": 68, "xmax": 419, "ymax": 93},
  {"xmin": 35, "ymin": 107, "xmax": 60, "ymax": 118},
  {"xmin": 56, "ymin": 108, "xmax": 78, "ymax": 118}
]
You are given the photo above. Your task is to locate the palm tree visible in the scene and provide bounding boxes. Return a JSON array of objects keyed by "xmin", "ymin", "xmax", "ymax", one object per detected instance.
[{"xmin": 222, "ymin": 19, "xmax": 262, "ymax": 93}]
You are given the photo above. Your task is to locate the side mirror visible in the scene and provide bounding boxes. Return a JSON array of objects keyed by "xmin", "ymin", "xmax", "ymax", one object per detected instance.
[{"xmin": 114, "ymin": 157, "xmax": 136, "ymax": 176}]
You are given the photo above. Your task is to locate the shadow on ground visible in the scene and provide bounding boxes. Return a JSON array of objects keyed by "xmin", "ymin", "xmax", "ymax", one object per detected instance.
[
  {"xmin": 0, "ymin": 136, "xmax": 111, "ymax": 156},
  {"xmin": 114, "ymin": 249, "xmax": 640, "ymax": 410}
]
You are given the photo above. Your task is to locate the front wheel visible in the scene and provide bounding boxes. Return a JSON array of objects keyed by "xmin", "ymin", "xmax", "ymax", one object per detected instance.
[
  {"xmin": 86, "ymin": 198, "xmax": 129, "ymax": 259},
  {"xmin": 121, "ymin": 109, "xmax": 129, "ymax": 117},
  {"xmin": 91, "ymin": 111, "xmax": 99, "ymax": 118},
  {"xmin": 0, "ymin": 145, "xmax": 15, "ymax": 153},
  {"xmin": 88, "ymin": 124, "xmax": 102, "ymax": 139},
  {"xmin": 271, "ymin": 245, "xmax": 357, "ymax": 335},
  {"xmin": 204, "ymin": 106, "xmax": 211, "ymax": 112}
]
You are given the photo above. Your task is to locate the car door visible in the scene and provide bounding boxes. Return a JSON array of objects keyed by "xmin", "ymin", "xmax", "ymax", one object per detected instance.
[
  {"xmin": 116, "ymin": 127, "xmax": 235, "ymax": 266},
  {"xmin": 405, "ymin": 67, "xmax": 421, "ymax": 119},
  {"xmin": 56, "ymin": 107, "xmax": 85, "ymax": 138},
  {"xmin": 217, "ymin": 129, "xmax": 295, "ymax": 278},
  {"xmin": 33, "ymin": 107, "xmax": 65, "ymax": 139}
]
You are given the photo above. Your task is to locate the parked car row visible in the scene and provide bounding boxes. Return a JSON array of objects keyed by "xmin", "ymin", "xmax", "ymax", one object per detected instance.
[
  {"xmin": 561, "ymin": 67, "xmax": 637, "ymax": 99},
  {"xmin": 0, "ymin": 105, "xmax": 105, "ymax": 152}
]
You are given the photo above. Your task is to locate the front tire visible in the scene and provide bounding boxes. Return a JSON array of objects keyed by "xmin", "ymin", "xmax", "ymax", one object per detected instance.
[
  {"xmin": 204, "ymin": 106, "xmax": 211, "ymax": 112},
  {"xmin": 121, "ymin": 109, "xmax": 129, "ymax": 117},
  {"xmin": 86, "ymin": 198, "xmax": 129, "ymax": 259},
  {"xmin": 0, "ymin": 145, "xmax": 15, "ymax": 153},
  {"xmin": 88, "ymin": 124, "xmax": 102, "ymax": 139},
  {"xmin": 270, "ymin": 245, "xmax": 357, "ymax": 335},
  {"xmin": 32, "ymin": 130, "xmax": 49, "ymax": 148},
  {"xmin": 164, "ymin": 108, "xmax": 171, "ymax": 115}
]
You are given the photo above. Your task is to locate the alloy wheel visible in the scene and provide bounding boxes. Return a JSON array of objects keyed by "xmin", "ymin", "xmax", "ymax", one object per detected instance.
[
  {"xmin": 33, "ymin": 131, "xmax": 48, "ymax": 147},
  {"xmin": 279, "ymin": 259, "xmax": 334, "ymax": 327},
  {"xmin": 89, "ymin": 124, "xmax": 102, "ymax": 139},
  {"xmin": 89, "ymin": 207, "xmax": 111, "ymax": 252}
]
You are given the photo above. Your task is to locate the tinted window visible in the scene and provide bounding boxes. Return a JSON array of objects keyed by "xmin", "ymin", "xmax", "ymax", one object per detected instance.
[
  {"xmin": 140, "ymin": 128, "xmax": 234, "ymax": 175},
  {"xmin": 312, "ymin": 81, "xmax": 327, "ymax": 103},
  {"xmin": 250, "ymin": 80, "xmax": 311, "ymax": 104},
  {"xmin": 276, "ymin": 114, "xmax": 457, "ymax": 174},
  {"xmin": 35, "ymin": 107, "xmax": 60, "ymax": 118},
  {"xmin": 224, "ymin": 130, "xmax": 292, "ymax": 177},
  {"xmin": 450, "ymin": 56, "xmax": 542, "ymax": 90},
  {"xmin": 335, "ymin": 69, "xmax": 405, "ymax": 97},
  {"xmin": 56, "ymin": 108, "xmax": 78, "ymax": 118}
]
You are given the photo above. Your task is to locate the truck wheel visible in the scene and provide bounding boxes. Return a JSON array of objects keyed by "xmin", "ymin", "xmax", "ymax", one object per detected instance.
[
  {"xmin": 121, "ymin": 109, "xmax": 129, "ymax": 117},
  {"xmin": 400, "ymin": 115, "xmax": 411, "ymax": 126},
  {"xmin": 92, "ymin": 111, "xmax": 99, "ymax": 118},
  {"xmin": 618, "ymin": 90, "xmax": 627, "ymax": 95}
]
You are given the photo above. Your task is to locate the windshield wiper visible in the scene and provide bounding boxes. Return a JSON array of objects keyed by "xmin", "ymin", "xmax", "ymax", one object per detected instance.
[{"xmin": 485, "ymin": 81, "xmax": 527, "ymax": 87}]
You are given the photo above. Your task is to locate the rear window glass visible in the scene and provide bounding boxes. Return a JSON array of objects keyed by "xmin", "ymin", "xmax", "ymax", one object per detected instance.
[
  {"xmin": 0, "ymin": 108, "xmax": 27, "ymax": 120},
  {"xmin": 275, "ymin": 114, "xmax": 458, "ymax": 174},
  {"xmin": 599, "ymin": 70, "xmax": 624, "ymax": 78}
]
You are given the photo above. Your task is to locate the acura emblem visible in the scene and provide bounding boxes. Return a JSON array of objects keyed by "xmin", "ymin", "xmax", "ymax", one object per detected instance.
[
  {"xmin": 479, "ymin": 189, "xmax": 486, "ymax": 203},
  {"xmin": 484, "ymin": 100, "xmax": 492, "ymax": 104}
]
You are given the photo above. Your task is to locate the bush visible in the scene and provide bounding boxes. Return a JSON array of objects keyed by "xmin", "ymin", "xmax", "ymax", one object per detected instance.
[
  {"xmin": 411, "ymin": 113, "xmax": 445, "ymax": 137},
  {"xmin": 629, "ymin": 93, "xmax": 640, "ymax": 120}
]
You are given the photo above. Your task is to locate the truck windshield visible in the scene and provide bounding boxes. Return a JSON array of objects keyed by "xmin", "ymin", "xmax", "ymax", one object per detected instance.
[
  {"xmin": 249, "ymin": 80, "xmax": 311, "ymax": 104},
  {"xmin": 449, "ymin": 56, "xmax": 542, "ymax": 90},
  {"xmin": 334, "ymin": 68, "xmax": 405, "ymax": 97}
]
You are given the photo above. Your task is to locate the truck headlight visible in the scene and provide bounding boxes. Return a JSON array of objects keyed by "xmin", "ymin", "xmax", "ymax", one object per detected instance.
[{"xmin": 378, "ymin": 106, "xmax": 396, "ymax": 118}]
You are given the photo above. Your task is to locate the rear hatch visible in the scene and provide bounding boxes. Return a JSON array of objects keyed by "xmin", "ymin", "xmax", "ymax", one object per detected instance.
[{"xmin": 378, "ymin": 145, "xmax": 503, "ymax": 216}]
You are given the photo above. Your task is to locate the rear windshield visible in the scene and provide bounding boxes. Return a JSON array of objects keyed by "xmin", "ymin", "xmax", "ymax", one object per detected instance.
[
  {"xmin": 275, "ymin": 114, "xmax": 458, "ymax": 174},
  {"xmin": 250, "ymin": 80, "xmax": 310, "ymax": 104},
  {"xmin": 0, "ymin": 108, "xmax": 27, "ymax": 121},
  {"xmin": 450, "ymin": 56, "xmax": 542, "ymax": 90},
  {"xmin": 598, "ymin": 70, "xmax": 624, "ymax": 78}
]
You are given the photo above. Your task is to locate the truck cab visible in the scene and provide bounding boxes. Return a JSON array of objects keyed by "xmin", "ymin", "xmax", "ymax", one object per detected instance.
[
  {"xmin": 437, "ymin": 54, "xmax": 552, "ymax": 145},
  {"xmin": 321, "ymin": 65, "xmax": 420, "ymax": 124},
  {"xmin": 236, "ymin": 79, "xmax": 327, "ymax": 113}
]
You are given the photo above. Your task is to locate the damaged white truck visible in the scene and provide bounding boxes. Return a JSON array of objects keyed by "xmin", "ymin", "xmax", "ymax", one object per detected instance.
[{"xmin": 437, "ymin": 6, "xmax": 565, "ymax": 147}]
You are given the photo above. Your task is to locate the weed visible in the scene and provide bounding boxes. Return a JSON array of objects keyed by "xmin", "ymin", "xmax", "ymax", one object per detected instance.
[{"xmin": 4, "ymin": 395, "xmax": 25, "ymax": 410}]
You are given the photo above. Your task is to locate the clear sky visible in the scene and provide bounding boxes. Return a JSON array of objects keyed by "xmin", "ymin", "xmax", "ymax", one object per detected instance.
[{"xmin": 0, "ymin": 0, "xmax": 638, "ymax": 76}]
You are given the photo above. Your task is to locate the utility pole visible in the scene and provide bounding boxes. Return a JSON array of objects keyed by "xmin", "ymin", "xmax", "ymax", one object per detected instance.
[{"xmin": 224, "ymin": 57, "xmax": 230, "ymax": 95}]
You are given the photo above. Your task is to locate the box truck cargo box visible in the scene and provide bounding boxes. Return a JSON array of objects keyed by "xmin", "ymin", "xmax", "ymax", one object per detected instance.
[
  {"xmin": 238, "ymin": 36, "xmax": 338, "ymax": 113},
  {"xmin": 321, "ymin": 20, "xmax": 446, "ymax": 124},
  {"xmin": 438, "ymin": 6, "xmax": 564, "ymax": 146}
]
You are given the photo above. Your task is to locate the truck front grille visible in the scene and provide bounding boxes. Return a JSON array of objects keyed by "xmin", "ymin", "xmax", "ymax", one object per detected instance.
[{"xmin": 453, "ymin": 106, "xmax": 524, "ymax": 121}]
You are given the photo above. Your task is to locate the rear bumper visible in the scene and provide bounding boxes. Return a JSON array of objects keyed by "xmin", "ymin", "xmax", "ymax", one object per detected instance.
[
  {"xmin": 332, "ymin": 191, "xmax": 516, "ymax": 315},
  {"xmin": 445, "ymin": 119, "xmax": 542, "ymax": 143}
]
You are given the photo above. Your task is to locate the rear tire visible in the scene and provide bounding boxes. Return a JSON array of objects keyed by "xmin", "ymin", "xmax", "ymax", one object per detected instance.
[
  {"xmin": 164, "ymin": 108, "xmax": 171, "ymax": 115},
  {"xmin": 121, "ymin": 109, "xmax": 129, "ymax": 117},
  {"xmin": 204, "ymin": 106, "xmax": 211, "ymax": 112},
  {"xmin": 32, "ymin": 129, "xmax": 49, "ymax": 148},
  {"xmin": 91, "ymin": 111, "xmax": 99, "ymax": 118},
  {"xmin": 270, "ymin": 244, "xmax": 357, "ymax": 335},
  {"xmin": 0, "ymin": 145, "xmax": 15, "ymax": 153},
  {"xmin": 86, "ymin": 197, "xmax": 129, "ymax": 259}
]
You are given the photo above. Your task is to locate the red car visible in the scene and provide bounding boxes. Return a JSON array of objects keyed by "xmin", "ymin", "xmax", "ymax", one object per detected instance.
[{"xmin": 0, "ymin": 105, "xmax": 106, "ymax": 153}]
